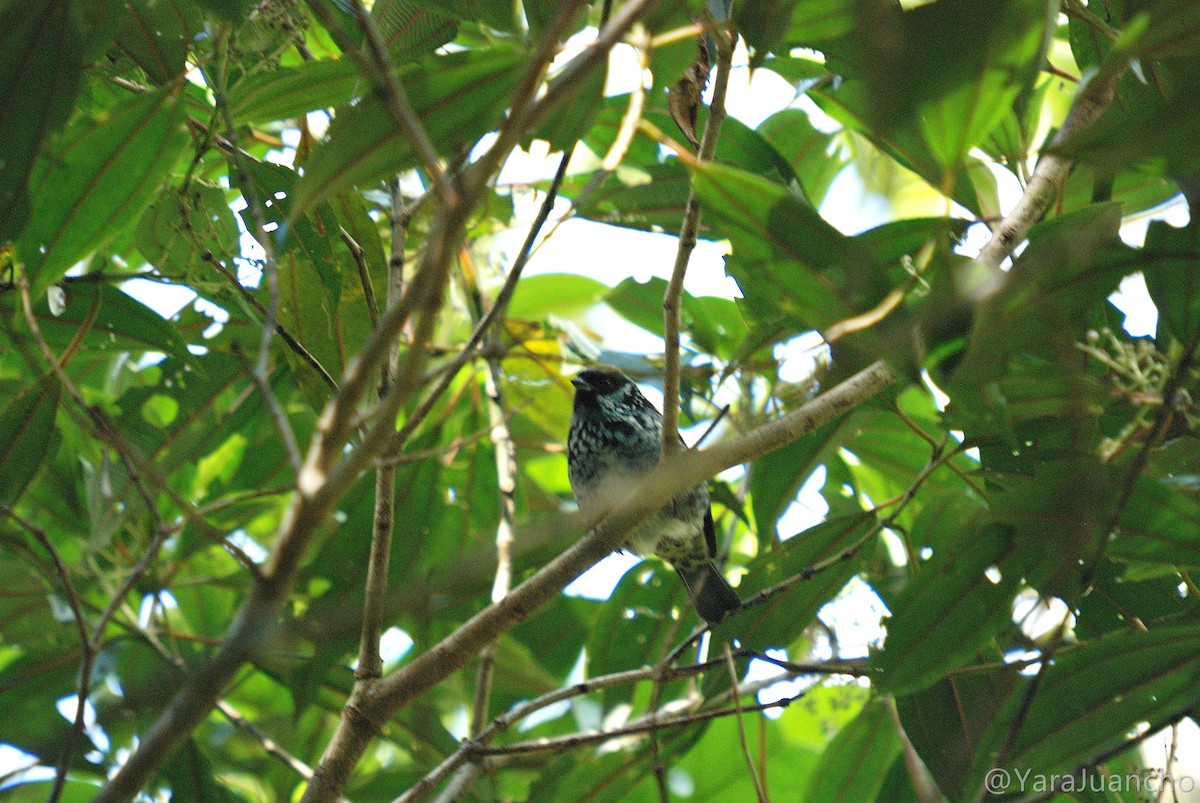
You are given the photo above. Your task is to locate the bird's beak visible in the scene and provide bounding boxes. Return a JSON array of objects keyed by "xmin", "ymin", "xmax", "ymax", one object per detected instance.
[{"xmin": 570, "ymin": 375, "xmax": 588, "ymax": 392}]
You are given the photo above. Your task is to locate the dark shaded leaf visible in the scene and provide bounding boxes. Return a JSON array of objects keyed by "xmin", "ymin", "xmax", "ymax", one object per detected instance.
[
  {"xmin": 0, "ymin": 0, "xmax": 85, "ymax": 239},
  {"xmin": 0, "ymin": 376, "xmax": 59, "ymax": 505},
  {"xmin": 1142, "ymin": 220, "xmax": 1200, "ymax": 345},
  {"xmin": 897, "ymin": 665, "xmax": 1017, "ymax": 800},
  {"xmin": 873, "ymin": 518, "xmax": 1021, "ymax": 696},
  {"xmin": 1111, "ymin": 474, "xmax": 1200, "ymax": 569},
  {"xmin": 804, "ymin": 697, "xmax": 901, "ymax": 803},
  {"xmin": 18, "ymin": 87, "xmax": 190, "ymax": 293},
  {"xmin": 114, "ymin": 0, "xmax": 201, "ymax": 85},
  {"xmin": 969, "ymin": 626, "xmax": 1200, "ymax": 796}
]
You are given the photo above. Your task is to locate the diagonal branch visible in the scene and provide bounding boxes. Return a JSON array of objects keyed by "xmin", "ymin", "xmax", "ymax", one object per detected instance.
[
  {"xmin": 974, "ymin": 61, "xmax": 1126, "ymax": 281},
  {"xmin": 300, "ymin": 359, "xmax": 896, "ymax": 801}
]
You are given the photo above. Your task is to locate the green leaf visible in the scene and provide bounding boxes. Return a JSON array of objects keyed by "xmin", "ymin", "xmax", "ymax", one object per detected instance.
[
  {"xmin": 0, "ymin": 646, "xmax": 84, "ymax": 763},
  {"xmin": 2, "ymin": 281, "xmax": 194, "ymax": 364},
  {"xmin": 602, "ymin": 277, "xmax": 748, "ymax": 360},
  {"xmin": 757, "ymin": 108, "xmax": 847, "ymax": 207},
  {"xmin": 1143, "ymin": 220, "xmax": 1200, "ymax": 345},
  {"xmin": 951, "ymin": 203, "xmax": 1130, "ymax": 388},
  {"xmin": 0, "ymin": 0, "xmax": 85, "ymax": 239},
  {"xmin": 372, "ymin": 0, "xmax": 458, "ymax": 62},
  {"xmin": 573, "ymin": 162, "xmax": 695, "ymax": 234},
  {"xmin": 0, "ymin": 376, "xmax": 60, "ymax": 505},
  {"xmin": 587, "ymin": 563, "xmax": 685, "ymax": 710},
  {"xmin": 690, "ymin": 162, "xmax": 887, "ymax": 336},
  {"xmin": 508, "ymin": 273, "xmax": 609, "ymax": 320},
  {"xmin": 803, "ymin": 697, "xmax": 901, "ymax": 803},
  {"xmin": 758, "ymin": 55, "xmax": 829, "ymax": 87},
  {"xmin": 873, "ymin": 518, "xmax": 1021, "ymax": 696},
  {"xmin": 134, "ymin": 182, "xmax": 241, "ymax": 277},
  {"xmin": 710, "ymin": 512, "xmax": 878, "ymax": 672},
  {"xmin": 749, "ymin": 415, "xmax": 856, "ymax": 546},
  {"xmin": 194, "ymin": 0, "xmax": 254, "ymax": 21},
  {"xmin": 292, "ymin": 48, "xmax": 523, "ymax": 216},
  {"xmin": 896, "ymin": 666, "xmax": 1017, "ymax": 801},
  {"xmin": 668, "ymin": 710, "xmax": 822, "ymax": 801},
  {"xmin": 18, "ymin": 86, "xmax": 190, "ymax": 292},
  {"xmin": 535, "ymin": 62, "xmax": 607, "ymax": 152},
  {"xmin": 113, "ymin": 0, "xmax": 201, "ymax": 85},
  {"xmin": 809, "ymin": 80, "xmax": 986, "ymax": 216},
  {"xmin": 1110, "ymin": 475, "xmax": 1200, "ymax": 570},
  {"xmin": 585, "ymin": 97, "xmax": 798, "ymax": 186},
  {"xmin": 228, "ymin": 58, "xmax": 363, "ymax": 125},
  {"xmin": 902, "ymin": 0, "xmax": 1046, "ymax": 172},
  {"xmin": 970, "ymin": 625, "xmax": 1200, "ymax": 795}
]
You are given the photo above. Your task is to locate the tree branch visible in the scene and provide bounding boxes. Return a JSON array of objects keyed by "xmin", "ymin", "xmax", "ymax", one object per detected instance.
[
  {"xmin": 355, "ymin": 190, "xmax": 408, "ymax": 680},
  {"xmin": 472, "ymin": 691, "xmax": 807, "ymax": 757},
  {"xmin": 974, "ymin": 63, "xmax": 1126, "ymax": 281},
  {"xmin": 394, "ymin": 652, "xmax": 863, "ymax": 802},
  {"xmin": 662, "ymin": 22, "xmax": 734, "ymax": 454},
  {"xmin": 302, "ymin": 359, "xmax": 895, "ymax": 801}
]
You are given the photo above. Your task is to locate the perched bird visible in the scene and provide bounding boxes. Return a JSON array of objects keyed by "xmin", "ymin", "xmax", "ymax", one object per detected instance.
[{"xmin": 567, "ymin": 366, "xmax": 741, "ymax": 625}]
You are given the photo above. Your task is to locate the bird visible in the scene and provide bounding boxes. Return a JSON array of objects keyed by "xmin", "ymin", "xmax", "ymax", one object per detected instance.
[{"xmin": 567, "ymin": 366, "xmax": 741, "ymax": 625}]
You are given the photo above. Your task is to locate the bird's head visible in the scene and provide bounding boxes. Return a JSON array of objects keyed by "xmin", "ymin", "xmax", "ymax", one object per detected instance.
[{"xmin": 570, "ymin": 366, "xmax": 654, "ymax": 419}]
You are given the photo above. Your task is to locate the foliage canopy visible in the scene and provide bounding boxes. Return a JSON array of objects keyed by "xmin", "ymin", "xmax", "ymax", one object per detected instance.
[{"xmin": 2, "ymin": 0, "xmax": 1200, "ymax": 800}]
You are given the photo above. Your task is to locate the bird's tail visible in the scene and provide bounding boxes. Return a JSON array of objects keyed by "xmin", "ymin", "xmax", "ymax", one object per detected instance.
[{"xmin": 678, "ymin": 563, "xmax": 741, "ymax": 625}]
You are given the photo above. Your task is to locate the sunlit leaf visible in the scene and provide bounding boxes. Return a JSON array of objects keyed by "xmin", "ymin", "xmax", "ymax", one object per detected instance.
[
  {"xmin": 292, "ymin": 48, "xmax": 523, "ymax": 216},
  {"xmin": 18, "ymin": 87, "xmax": 190, "ymax": 292}
]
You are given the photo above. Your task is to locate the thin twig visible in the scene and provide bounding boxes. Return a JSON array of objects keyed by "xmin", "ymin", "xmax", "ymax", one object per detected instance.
[
  {"xmin": 356, "ymin": 189, "xmax": 409, "ymax": 680},
  {"xmin": 232, "ymin": 343, "xmax": 304, "ymax": 474},
  {"xmin": 726, "ymin": 644, "xmax": 769, "ymax": 802},
  {"xmin": 342, "ymin": 226, "xmax": 380, "ymax": 331},
  {"xmin": 662, "ymin": 22, "xmax": 735, "ymax": 455},
  {"xmin": 1, "ymin": 506, "xmax": 91, "ymax": 803},
  {"xmin": 468, "ymin": 349, "xmax": 519, "ymax": 730},
  {"xmin": 392, "ymin": 651, "xmax": 860, "ymax": 803},
  {"xmin": 647, "ymin": 603, "xmax": 689, "ymax": 803},
  {"xmin": 383, "ymin": 151, "xmax": 574, "ymax": 459},
  {"xmin": 472, "ymin": 692, "xmax": 806, "ymax": 757},
  {"xmin": 1154, "ymin": 722, "xmax": 1179, "ymax": 803},
  {"xmin": 210, "ymin": 28, "xmax": 282, "ymax": 384},
  {"xmin": 207, "ymin": 257, "xmax": 339, "ymax": 393}
]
